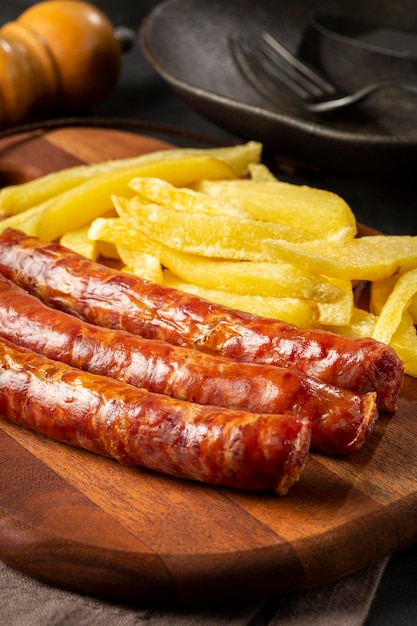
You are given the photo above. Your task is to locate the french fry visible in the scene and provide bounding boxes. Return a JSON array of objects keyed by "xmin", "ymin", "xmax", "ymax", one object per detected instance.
[
  {"xmin": 114, "ymin": 195, "xmax": 329, "ymax": 263},
  {"xmin": 317, "ymin": 278, "xmax": 354, "ymax": 326},
  {"xmin": 390, "ymin": 312, "xmax": 417, "ymax": 376},
  {"xmin": 372, "ymin": 268, "xmax": 417, "ymax": 346},
  {"xmin": 157, "ymin": 254, "xmax": 341, "ymax": 302},
  {"xmin": 97, "ymin": 240, "xmax": 120, "ymax": 260},
  {"xmin": 370, "ymin": 275, "xmax": 398, "ymax": 315},
  {"xmin": 162, "ymin": 271, "xmax": 320, "ymax": 328},
  {"xmin": 116, "ymin": 194, "xmax": 417, "ymax": 280},
  {"xmin": 324, "ymin": 307, "xmax": 377, "ymax": 339},
  {"xmin": 128, "ymin": 177, "xmax": 251, "ymax": 218},
  {"xmin": 410, "ymin": 299, "xmax": 417, "ymax": 324},
  {"xmin": 0, "ymin": 141, "xmax": 261, "ymax": 216},
  {"xmin": 89, "ymin": 214, "xmax": 341, "ymax": 302},
  {"xmin": 251, "ymin": 235, "xmax": 417, "ymax": 281},
  {"xmin": 60, "ymin": 225, "xmax": 99, "ymax": 261},
  {"xmin": 89, "ymin": 216, "xmax": 155, "ymax": 254},
  {"xmin": 371, "ymin": 275, "xmax": 417, "ymax": 324},
  {"xmin": 121, "ymin": 252, "xmax": 163, "ymax": 283},
  {"xmin": 192, "ymin": 179, "xmax": 356, "ymax": 241},
  {"xmin": 0, "ymin": 156, "xmax": 238, "ymax": 242},
  {"xmin": 248, "ymin": 163, "xmax": 278, "ymax": 182}
]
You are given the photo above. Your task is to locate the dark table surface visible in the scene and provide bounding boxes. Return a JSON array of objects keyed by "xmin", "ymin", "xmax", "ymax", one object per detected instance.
[{"xmin": 1, "ymin": 1, "xmax": 417, "ymax": 624}]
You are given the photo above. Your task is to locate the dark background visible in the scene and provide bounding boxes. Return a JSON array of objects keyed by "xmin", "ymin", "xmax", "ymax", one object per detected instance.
[{"xmin": 1, "ymin": 2, "xmax": 417, "ymax": 624}]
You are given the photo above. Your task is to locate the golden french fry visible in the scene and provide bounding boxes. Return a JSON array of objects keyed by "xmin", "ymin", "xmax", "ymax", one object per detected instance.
[
  {"xmin": 193, "ymin": 179, "xmax": 356, "ymax": 241},
  {"xmin": 0, "ymin": 156, "xmax": 237, "ymax": 242},
  {"xmin": 317, "ymin": 278, "xmax": 354, "ymax": 326},
  {"xmin": 390, "ymin": 312, "xmax": 417, "ymax": 376},
  {"xmin": 372, "ymin": 268, "xmax": 417, "ymax": 345},
  {"xmin": 370, "ymin": 275, "xmax": 398, "ymax": 315},
  {"xmin": 60, "ymin": 225, "xmax": 99, "ymax": 261},
  {"xmin": 408, "ymin": 300, "xmax": 417, "ymax": 324},
  {"xmin": 117, "ymin": 195, "xmax": 417, "ymax": 278},
  {"xmin": 0, "ymin": 204, "xmax": 45, "ymax": 236},
  {"xmin": 114, "ymin": 195, "xmax": 329, "ymax": 263},
  {"xmin": 248, "ymin": 163, "xmax": 278, "ymax": 181},
  {"xmin": 157, "ymin": 253, "xmax": 342, "ymax": 302},
  {"xmin": 97, "ymin": 240, "xmax": 120, "ymax": 260},
  {"xmin": 210, "ymin": 140, "xmax": 262, "ymax": 176},
  {"xmin": 371, "ymin": 275, "xmax": 417, "ymax": 324},
  {"xmin": 163, "ymin": 271, "xmax": 320, "ymax": 328},
  {"xmin": 324, "ymin": 307, "xmax": 377, "ymax": 339},
  {"xmin": 129, "ymin": 177, "xmax": 251, "ymax": 218},
  {"xmin": 254, "ymin": 235, "xmax": 417, "ymax": 281},
  {"xmin": 0, "ymin": 141, "xmax": 260, "ymax": 216},
  {"xmin": 121, "ymin": 252, "xmax": 163, "ymax": 283},
  {"xmin": 90, "ymin": 214, "xmax": 340, "ymax": 302},
  {"xmin": 409, "ymin": 296, "xmax": 417, "ymax": 324},
  {"xmin": 89, "ymin": 216, "xmax": 156, "ymax": 254},
  {"xmin": 91, "ymin": 217, "xmax": 120, "ymax": 260}
]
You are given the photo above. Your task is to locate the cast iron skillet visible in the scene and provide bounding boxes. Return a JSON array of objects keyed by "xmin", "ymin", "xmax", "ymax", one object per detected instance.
[{"xmin": 140, "ymin": 0, "xmax": 417, "ymax": 178}]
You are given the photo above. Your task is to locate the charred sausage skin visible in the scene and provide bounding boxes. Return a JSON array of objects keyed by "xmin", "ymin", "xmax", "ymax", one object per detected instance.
[
  {"xmin": 0, "ymin": 337, "xmax": 311, "ymax": 493},
  {"xmin": 0, "ymin": 229, "xmax": 403, "ymax": 412},
  {"xmin": 0, "ymin": 273, "xmax": 377, "ymax": 454}
]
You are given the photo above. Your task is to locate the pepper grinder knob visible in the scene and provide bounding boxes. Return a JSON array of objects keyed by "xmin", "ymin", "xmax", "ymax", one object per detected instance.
[{"xmin": 0, "ymin": 0, "xmax": 123, "ymax": 127}]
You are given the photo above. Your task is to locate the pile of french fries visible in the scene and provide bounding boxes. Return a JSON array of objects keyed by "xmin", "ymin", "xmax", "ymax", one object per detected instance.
[{"xmin": 1, "ymin": 141, "xmax": 416, "ymax": 376}]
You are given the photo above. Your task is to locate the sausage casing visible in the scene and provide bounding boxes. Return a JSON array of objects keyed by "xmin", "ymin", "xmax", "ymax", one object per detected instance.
[
  {"xmin": 0, "ymin": 337, "xmax": 311, "ymax": 493},
  {"xmin": 0, "ymin": 273, "xmax": 377, "ymax": 455},
  {"xmin": 0, "ymin": 228, "xmax": 403, "ymax": 412}
]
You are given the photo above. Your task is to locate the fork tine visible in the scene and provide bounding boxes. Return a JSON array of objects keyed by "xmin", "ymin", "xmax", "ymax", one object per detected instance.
[
  {"xmin": 231, "ymin": 36, "xmax": 312, "ymax": 102},
  {"xmin": 256, "ymin": 39, "xmax": 325, "ymax": 99},
  {"xmin": 261, "ymin": 32, "xmax": 336, "ymax": 96},
  {"xmin": 232, "ymin": 32, "xmax": 417, "ymax": 113}
]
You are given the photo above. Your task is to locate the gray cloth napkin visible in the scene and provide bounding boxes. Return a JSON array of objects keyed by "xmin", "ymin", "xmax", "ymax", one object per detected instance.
[{"xmin": 0, "ymin": 557, "xmax": 388, "ymax": 626}]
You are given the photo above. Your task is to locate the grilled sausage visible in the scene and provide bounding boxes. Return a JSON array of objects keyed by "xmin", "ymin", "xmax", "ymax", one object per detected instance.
[
  {"xmin": 0, "ymin": 228, "xmax": 403, "ymax": 412},
  {"xmin": 0, "ymin": 337, "xmax": 311, "ymax": 493},
  {"xmin": 0, "ymin": 273, "xmax": 377, "ymax": 455}
]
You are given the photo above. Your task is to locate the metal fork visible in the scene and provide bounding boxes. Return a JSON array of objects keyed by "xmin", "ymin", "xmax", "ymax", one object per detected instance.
[{"xmin": 230, "ymin": 31, "xmax": 417, "ymax": 113}]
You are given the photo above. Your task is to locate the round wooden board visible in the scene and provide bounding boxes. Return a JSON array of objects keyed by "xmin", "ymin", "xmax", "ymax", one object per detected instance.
[{"xmin": 0, "ymin": 127, "xmax": 416, "ymax": 607}]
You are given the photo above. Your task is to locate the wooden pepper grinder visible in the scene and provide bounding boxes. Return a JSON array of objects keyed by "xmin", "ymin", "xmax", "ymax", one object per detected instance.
[{"xmin": 0, "ymin": 0, "xmax": 126, "ymax": 127}]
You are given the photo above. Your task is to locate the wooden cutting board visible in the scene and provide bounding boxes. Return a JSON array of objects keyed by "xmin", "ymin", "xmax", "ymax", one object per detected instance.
[{"xmin": 0, "ymin": 126, "xmax": 416, "ymax": 607}]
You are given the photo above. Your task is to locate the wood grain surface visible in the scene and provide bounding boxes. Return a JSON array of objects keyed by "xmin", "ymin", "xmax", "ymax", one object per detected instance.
[{"xmin": 0, "ymin": 127, "xmax": 416, "ymax": 606}]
